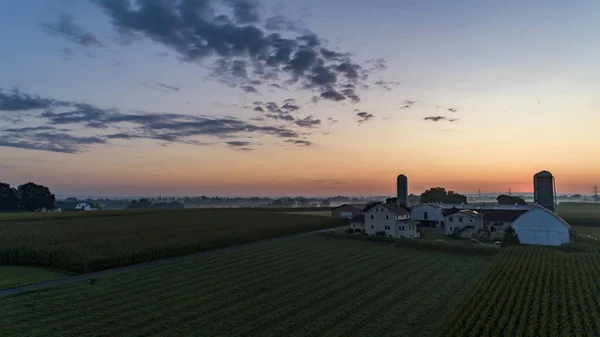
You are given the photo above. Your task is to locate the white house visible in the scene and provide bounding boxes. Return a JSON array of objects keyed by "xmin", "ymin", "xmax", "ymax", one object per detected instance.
[
  {"xmin": 363, "ymin": 203, "xmax": 419, "ymax": 239},
  {"xmin": 511, "ymin": 206, "xmax": 570, "ymax": 246},
  {"xmin": 74, "ymin": 203, "xmax": 93, "ymax": 211},
  {"xmin": 445, "ymin": 210, "xmax": 483, "ymax": 237}
]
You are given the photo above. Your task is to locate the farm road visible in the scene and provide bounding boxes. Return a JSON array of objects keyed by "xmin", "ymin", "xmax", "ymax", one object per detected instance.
[{"xmin": 0, "ymin": 227, "xmax": 343, "ymax": 297}]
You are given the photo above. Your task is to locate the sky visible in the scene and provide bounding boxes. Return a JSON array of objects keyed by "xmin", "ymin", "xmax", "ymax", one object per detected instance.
[{"xmin": 1, "ymin": 0, "xmax": 600, "ymax": 197}]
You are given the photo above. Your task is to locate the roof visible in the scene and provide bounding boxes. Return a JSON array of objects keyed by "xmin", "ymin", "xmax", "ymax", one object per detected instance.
[
  {"xmin": 350, "ymin": 214, "xmax": 365, "ymax": 223},
  {"xmin": 480, "ymin": 209, "xmax": 529, "ymax": 222},
  {"xmin": 56, "ymin": 201, "xmax": 79, "ymax": 210},
  {"xmin": 534, "ymin": 170, "xmax": 553, "ymax": 178},
  {"xmin": 450, "ymin": 210, "xmax": 481, "ymax": 218},
  {"xmin": 332, "ymin": 203, "xmax": 368, "ymax": 211},
  {"xmin": 380, "ymin": 203, "xmax": 410, "ymax": 216},
  {"xmin": 533, "ymin": 205, "xmax": 571, "ymax": 229}
]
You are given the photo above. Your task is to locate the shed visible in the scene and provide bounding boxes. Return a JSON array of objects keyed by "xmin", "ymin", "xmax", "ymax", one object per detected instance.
[
  {"xmin": 331, "ymin": 204, "xmax": 367, "ymax": 219},
  {"xmin": 511, "ymin": 206, "xmax": 570, "ymax": 246}
]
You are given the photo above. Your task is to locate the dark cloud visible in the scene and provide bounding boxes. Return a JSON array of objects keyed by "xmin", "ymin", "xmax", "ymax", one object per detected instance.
[
  {"xmin": 400, "ymin": 100, "xmax": 416, "ymax": 109},
  {"xmin": 41, "ymin": 13, "xmax": 103, "ymax": 47},
  {"xmin": 268, "ymin": 83, "xmax": 285, "ymax": 90},
  {"xmin": 0, "ymin": 127, "xmax": 105, "ymax": 154},
  {"xmin": 0, "ymin": 89, "xmax": 56, "ymax": 111},
  {"xmin": 294, "ymin": 116, "xmax": 320, "ymax": 128},
  {"xmin": 241, "ymin": 85, "xmax": 260, "ymax": 94},
  {"xmin": 0, "ymin": 89, "xmax": 305, "ymax": 152},
  {"xmin": 94, "ymin": 0, "xmax": 371, "ymax": 101},
  {"xmin": 226, "ymin": 141, "xmax": 251, "ymax": 147},
  {"xmin": 373, "ymin": 79, "xmax": 400, "ymax": 91},
  {"xmin": 327, "ymin": 117, "xmax": 339, "ymax": 124},
  {"xmin": 447, "ymin": 108, "xmax": 458, "ymax": 113},
  {"xmin": 253, "ymin": 106, "xmax": 264, "ymax": 112},
  {"xmin": 320, "ymin": 89, "xmax": 345, "ymax": 101},
  {"xmin": 157, "ymin": 83, "xmax": 180, "ymax": 91},
  {"xmin": 424, "ymin": 116, "xmax": 459, "ymax": 123},
  {"xmin": 357, "ymin": 111, "xmax": 374, "ymax": 123},
  {"xmin": 365, "ymin": 58, "xmax": 387, "ymax": 71},
  {"xmin": 286, "ymin": 139, "xmax": 313, "ymax": 146},
  {"xmin": 264, "ymin": 15, "xmax": 303, "ymax": 32}
]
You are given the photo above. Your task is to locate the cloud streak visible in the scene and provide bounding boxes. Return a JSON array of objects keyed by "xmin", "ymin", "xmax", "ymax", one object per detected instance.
[
  {"xmin": 423, "ymin": 116, "xmax": 459, "ymax": 123},
  {"xmin": 41, "ymin": 13, "xmax": 103, "ymax": 47},
  {"xmin": 400, "ymin": 100, "xmax": 416, "ymax": 109},
  {"xmin": 356, "ymin": 111, "xmax": 374, "ymax": 124},
  {"xmin": 0, "ymin": 89, "xmax": 309, "ymax": 153}
]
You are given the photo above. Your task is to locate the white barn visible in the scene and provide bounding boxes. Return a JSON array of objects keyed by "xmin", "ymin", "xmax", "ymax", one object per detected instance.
[
  {"xmin": 74, "ymin": 203, "xmax": 93, "ymax": 211},
  {"xmin": 410, "ymin": 204, "xmax": 445, "ymax": 228},
  {"xmin": 511, "ymin": 206, "xmax": 570, "ymax": 246}
]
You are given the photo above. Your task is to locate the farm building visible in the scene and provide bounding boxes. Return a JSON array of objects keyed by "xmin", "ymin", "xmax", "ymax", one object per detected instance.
[
  {"xmin": 331, "ymin": 204, "xmax": 367, "ymax": 219},
  {"xmin": 445, "ymin": 210, "xmax": 484, "ymax": 237},
  {"xmin": 511, "ymin": 206, "xmax": 570, "ymax": 246},
  {"xmin": 349, "ymin": 215, "xmax": 365, "ymax": 232},
  {"xmin": 355, "ymin": 203, "xmax": 419, "ymax": 239}
]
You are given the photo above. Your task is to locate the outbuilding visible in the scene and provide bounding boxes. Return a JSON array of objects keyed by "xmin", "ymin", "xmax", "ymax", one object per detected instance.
[
  {"xmin": 511, "ymin": 206, "xmax": 570, "ymax": 246},
  {"xmin": 331, "ymin": 204, "xmax": 367, "ymax": 219}
]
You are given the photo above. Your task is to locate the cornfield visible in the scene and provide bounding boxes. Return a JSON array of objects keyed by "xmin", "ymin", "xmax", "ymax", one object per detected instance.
[
  {"xmin": 0, "ymin": 209, "xmax": 345, "ymax": 273},
  {"xmin": 433, "ymin": 239, "xmax": 600, "ymax": 337}
]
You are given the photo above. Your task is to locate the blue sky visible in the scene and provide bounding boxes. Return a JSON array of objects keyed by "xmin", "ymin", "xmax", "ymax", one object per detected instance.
[{"xmin": 1, "ymin": 0, "xmax": 599, "ymax": 197}]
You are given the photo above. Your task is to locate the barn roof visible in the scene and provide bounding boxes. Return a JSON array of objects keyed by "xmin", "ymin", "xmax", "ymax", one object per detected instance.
[
  {"xmin": 380, "ymin": 203, "xmax": 410, "ymax": 216},
  {"xmin": 534, "ymin": 205, "xmax": 571, "ymax": 229},
  {"xmin": 480, "ymin": 209, "xmax": 529, "ymax": 222},
  {"xmin": 332, "ymin": 203, "xmax": 368, "ymax": 211}
]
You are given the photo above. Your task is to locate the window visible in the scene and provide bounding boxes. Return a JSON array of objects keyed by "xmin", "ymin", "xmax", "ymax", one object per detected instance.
[
  {"xmin": 371, "ymin": 215, "xmax": 373, "ymax": 219},
  {"xmin": 450, "ymin": 227, "xmax": 453, "ymax": 232},
  {"xmin": 470, "ymin": 219, "xmax": 473, "ymax": 223},
  {"xmin": 352, "ymin": 224, "xmax": 355, "ymax": 228},
  {"xmin": 491, "ymin": 227, "xmax": 495, "ymax": 232},
  {"xmin": 386, "ymin": 215, "xmax": 389, "ymax": 220},
  {"xmin": 402, "ymin": 226, "xmax": 405, "ymax": 231},
  {"xmin": 371, "ymin": 225, "xmax": 374, "ymax": 229},
  {"xmin": 441, "ymin": 221, "xmax": 445, "ymax": 229},
  {"xmin": 424, "ymin": 212, "xmax": 428, "ymax": 220},
  {"xmin": 459, "ymin": 217, "xmax": 463, "ymax": 222},
  {"xmin": 449, "ymin": 217, "xmax": 453, "ymax": 222}
]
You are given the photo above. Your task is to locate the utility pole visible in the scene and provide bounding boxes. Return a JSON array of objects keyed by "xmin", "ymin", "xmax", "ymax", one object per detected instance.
[
  {"xmin": 509, "ymin": 188, "xmax": 512, "ymax": 196},
  {"xmin": 593, "ymin": 186, "xmax": 599, "ymax": 199}
]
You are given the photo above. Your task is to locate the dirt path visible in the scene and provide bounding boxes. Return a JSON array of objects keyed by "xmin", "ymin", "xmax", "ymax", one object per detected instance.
[{"xmin": 0, "ymin": 227, "xmax": 343, "ymax": 297}]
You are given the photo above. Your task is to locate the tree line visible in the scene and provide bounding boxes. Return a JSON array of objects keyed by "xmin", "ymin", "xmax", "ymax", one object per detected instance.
[{"xmin": 0, "ymin": 182, "xmax": 56, "ymax": 212}]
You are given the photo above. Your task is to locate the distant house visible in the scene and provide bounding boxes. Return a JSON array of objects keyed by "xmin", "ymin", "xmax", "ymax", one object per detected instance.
[
  {"xmin": 331, "ymin": 204, "xmax": 367, "ymax": 219},
  {"xmin": 363, "ymin": 203, "xmax": 419, "ymax": 239},
  {"xmin": 511, "ymin": 206, "xmax": 570, "ymax": 246}
]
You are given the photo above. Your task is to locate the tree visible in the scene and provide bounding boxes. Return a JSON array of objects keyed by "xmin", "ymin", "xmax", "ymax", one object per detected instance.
[
  {"xmin": 320, "ymin": 199, "xmax": 331, "ymax": 207},
  {"xmin": 385, "ymin": 197, "xmax": 398, "ymax": 204},
  {"xmin": 496, "ymin": 194, "xmax": 526, "ymax": 205},
  {"xmin": 363, "ymin": 201, "xmax": 381, "ymax": 212},
  {"xmin": 0, "ymin": 182, "xmax": 20, "ymax": 212},
  {"xmin": 501, "ymin": 226, "xmax": 520, "ymax": 247},
  {"xmin": 420, "ymin": 187, "xmax": 467, "ymax": 204},
  {"xmin": 16, "ymin": 182, "xmax": 56, "ymax": 211}
]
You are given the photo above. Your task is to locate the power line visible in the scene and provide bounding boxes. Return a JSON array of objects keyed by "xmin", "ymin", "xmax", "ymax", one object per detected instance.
[{"xmin": 593, "ymin": 186, "xmax": 599, "ymax": 198}]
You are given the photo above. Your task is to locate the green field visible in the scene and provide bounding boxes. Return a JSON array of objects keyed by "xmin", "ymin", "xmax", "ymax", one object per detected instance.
[
  {"xmin": 556, "ymin": 202, "xmax": 600, "ymax": 227},
  {"xmin": 0, "ymin": 236, "xmax": 491, "ymax": 337},
  {"xmin": 0, "ymin": 266, "xmax": 74, "ymax": 290},
  {"xmin": 0, "ymin": 209, "xmax": 345, "ymax": 273},
  {"xmin": 433, "ymin": 239, "xmax": 600, "ymax": 336}
]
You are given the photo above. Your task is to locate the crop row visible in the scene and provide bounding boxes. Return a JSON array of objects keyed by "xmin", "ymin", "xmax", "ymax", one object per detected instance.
[{"xmin": 433, "ymin": 243, "xmax": 600, "ymax": 337}]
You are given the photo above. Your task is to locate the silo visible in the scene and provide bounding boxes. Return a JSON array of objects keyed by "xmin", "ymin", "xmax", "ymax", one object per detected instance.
[
  {"xmin": 533, "ymin": 170, "xmax": 556, "ymax": 211},
  {"xmin": 397, "ymin": 174, "xmax": 408, "ymax": 207}
]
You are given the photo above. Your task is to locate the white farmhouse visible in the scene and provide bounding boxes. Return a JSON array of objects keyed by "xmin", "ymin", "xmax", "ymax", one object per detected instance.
[
  {"xmin": 363, "ymin": 203, "xmax": 419, "ymax": 239},
  {"xmin": 349, "ymin": 215, "xmax": 365, "ymax": 232},
  {"xmin": 445, "ymin": 210, "xmax": 484, "ymax": 238},
  {"xmin": 511, "ymin": 206, "xmax": 570, "ymax": 246}
]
